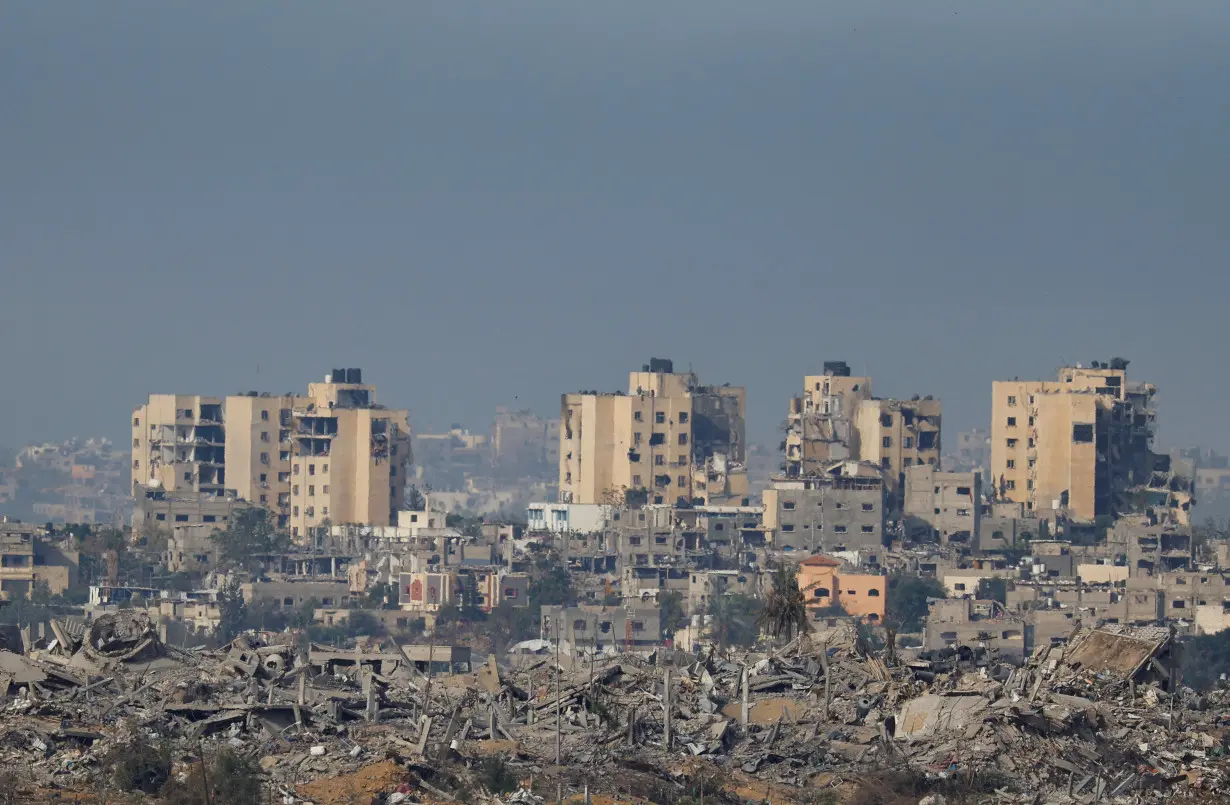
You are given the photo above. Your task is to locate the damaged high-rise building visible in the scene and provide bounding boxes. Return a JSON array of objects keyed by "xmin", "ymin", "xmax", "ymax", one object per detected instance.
[
  {"xmin": 558, "ymin": 358, "xmax": 746, "ymax": 506},
  {"xmin": 132, "ymin": 368, "xmax": 412, "ymax": 543},
  {"xmin": 781, "ymin": 361, "xmax": 942, "ymax": 508},
  {"xmin": 990, "ymin": 359, "xmax": 1187, "ymax": 522}
]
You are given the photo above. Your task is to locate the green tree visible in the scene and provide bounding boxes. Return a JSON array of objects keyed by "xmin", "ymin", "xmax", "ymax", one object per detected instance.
[
  {"xmin": 977, "ymin": 577, "xmax": 1008, "ymax": 604},
  {"xmin": 708, "ymin": 593, "xmax": 762, "ymax": 651},
  {"xmin": 406, "ymin": 486, "xmax": 427, "ymax": 510},
  {"xmin": 215, "ymin": 577, "xmax": 248, "ymax": 643},
  {"xmin": 885, "ymin": 574, "xmax": 946, "ymax": 632},
  {"xmin": 759, "ymin": 564, "xmax": 810, "ymax": 642},
  {"xmin": 211, "ymin": 508, "xmax": 289, "ymax": 571},
  {"xmin": 659, "ymin": 590, "xmax": 685, "ymax": 640}
]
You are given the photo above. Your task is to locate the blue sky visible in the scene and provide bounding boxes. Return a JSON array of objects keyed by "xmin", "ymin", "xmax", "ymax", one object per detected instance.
[{"xmin": 2, "ymin": 1, "xmax": 1227, "ymax": 449}]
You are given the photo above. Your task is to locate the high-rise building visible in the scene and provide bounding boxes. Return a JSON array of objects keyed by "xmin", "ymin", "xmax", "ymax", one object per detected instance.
[
  {"xmin": 990, "ymin": 360, "xmax": 1157, "ymax": 521},
  {"xmin": 132, "ymin": 369, "xmax": 412, "ymax": 542},
  {"xmin": 781, "ymin": 361, "xmax": 941, "ymax": 507},
  {"xmin": 131, "ymin": 396, "xmax": 226, "ymax": 496},
  {"xmin": 784, "ymin": 362, "xmax": 872, "ymax": 477},
  {"xmin": 559, "ymin": 358, "xmax": 746, "ymax": 506}
]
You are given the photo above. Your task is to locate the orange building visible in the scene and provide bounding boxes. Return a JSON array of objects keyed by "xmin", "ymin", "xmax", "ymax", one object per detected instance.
[{"xmin": 796, "ymin": 554, "xmax": 887, "ymax": 623}]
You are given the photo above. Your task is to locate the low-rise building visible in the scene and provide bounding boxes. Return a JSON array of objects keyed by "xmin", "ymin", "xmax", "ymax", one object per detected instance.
[
  {"xmin": 903, "ymin": 465, "xmax": 981, "ymax": 547},
  {"xmin": 795, "ymin": 555, "xmax": 887, "ymax": 623},
  {"xmin": 541, "ymin": 604, "xmax": 662, "ymax": 651},
  {"xmin": 764, "ymin": 461, "xmax": 886, "ymax": 554}
]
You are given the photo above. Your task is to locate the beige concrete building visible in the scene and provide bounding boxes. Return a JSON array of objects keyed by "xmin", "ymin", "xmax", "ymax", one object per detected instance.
[
  {"xmin": 559, "ymin": 358, "xmax": 745, "ymax": 506},
  {"xmin": 132, "ymin": 368, "xmax": 412, "ymax": 544},
  {"xmin": 784, "ymin": 362, "xmax": 872, "ymax": 477},
  {"xmin": 131, "ymin": 395, "xmax": 227, "ymax": 496},
  {"xmin": 991, "ymin": 360, "xmax": 1158, "ymax": 521},
  {"xmin": 854, "ymin": 397, "xmax": 942, "ymax": 495}
]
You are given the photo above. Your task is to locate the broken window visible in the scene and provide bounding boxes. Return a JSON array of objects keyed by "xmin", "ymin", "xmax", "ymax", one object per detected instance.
[
  {"xmin": 260, "ymin": 431, "xmax": 270, "ymax": 442},
  {"xmin": 678, "ymin": 412, "xmax": 688, "ymax": 424},
  {"xmin": 649, "ymin": 432, "xmax": 665, "ymax": 446},
  {"xmin": 1073, "ymin": 424, "xmax": 1094, "ymax": 443},
  {"xmin": 881, "ymin": 457, "xmax": 891, "ymax": 469},
  {"xmin": 1007, "ymin": 396, "xmax": 1017, "ymax": 406},
  {"xmin": 918, "ymin": 432, "xmax": 936, "ymax": 449},
  {"xmin": 634, "ymin": 411, "xmax": 643, "ymax": 422},
  {"xmin": 1006, "ymin": 439, "xmax": 1018, "ymax": 449},
  {"xmin": 1007, "ymin": 417, "xmax": 1016, "ymax": 427}
]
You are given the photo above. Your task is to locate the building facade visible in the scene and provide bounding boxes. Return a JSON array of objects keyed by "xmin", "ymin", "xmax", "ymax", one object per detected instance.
[
  {"xmin": 132, "ymin": 369, "xmax": 412, "ymax": 543},
  {"xmin": 559, "ymin": 358, "xmax": 745, "ymax": 506},
  {"xmin": 991, "ymin": 361, "xmax": 1157, "ymax": 521}
]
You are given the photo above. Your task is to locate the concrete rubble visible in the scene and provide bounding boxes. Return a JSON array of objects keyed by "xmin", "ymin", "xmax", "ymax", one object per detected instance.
[{"xmin": 0, "ymin": 617, "xmax": 1226, "ymax": 804}]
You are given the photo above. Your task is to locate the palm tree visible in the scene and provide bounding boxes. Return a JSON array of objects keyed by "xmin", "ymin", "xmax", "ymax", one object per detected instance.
[
  {"xmin": 759, "ymin": 564, "xmax": 810, "ymax": 643},
  {"xmin": 707, "ymin": 593, "xmax": 760, "ymax": 652}
]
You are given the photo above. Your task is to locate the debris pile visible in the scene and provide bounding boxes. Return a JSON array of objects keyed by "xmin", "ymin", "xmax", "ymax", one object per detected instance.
[{"xmin": 0, "ymin": 617, "xmax": 1226, "ymax": 804}]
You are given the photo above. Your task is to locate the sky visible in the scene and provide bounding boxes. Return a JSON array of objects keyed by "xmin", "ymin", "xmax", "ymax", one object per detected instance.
[{"xmin": 2, "ymin": 1, "xmax": 1228, "ymax": 452}]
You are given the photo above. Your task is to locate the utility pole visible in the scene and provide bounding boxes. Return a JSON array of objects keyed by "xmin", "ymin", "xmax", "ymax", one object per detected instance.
[
  {"xmin": 555, "ymin": 615, "xmax": 562, "ymax": 764},
  {"xmin": 663, "ymin": 667, "xmax": 672, "ymax": 750}
]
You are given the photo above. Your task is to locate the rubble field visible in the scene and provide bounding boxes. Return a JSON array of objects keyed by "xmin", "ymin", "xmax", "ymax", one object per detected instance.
[{"xmin": 1, "ymin": 613, "xmax": 1227, "ymax": 804}]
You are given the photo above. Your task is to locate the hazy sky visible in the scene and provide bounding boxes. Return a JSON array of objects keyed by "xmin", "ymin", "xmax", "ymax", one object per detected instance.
[{"xmin": 2, "ymin": 2, "xmax": 1228, "ymax": 451}]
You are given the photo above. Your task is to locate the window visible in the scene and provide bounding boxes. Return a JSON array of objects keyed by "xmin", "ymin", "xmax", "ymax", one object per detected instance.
[
  {"xmin": 279, "ymin": 472, "xmax": 290, "ymax": 482},
  {"xmin": 308, "ymin": 485, "xmax": 315, "ymax": 496},
  {"xmin": 678, "ymin": 455, "xmax": 687, "ymax": 465},
  {"xmin": 862, "ymin": 502, "xmax": 874, "ymax": 512},
  {"xmin": 322, "ymin": 507, "xmax": 328, "ymax": 515},
  {"xmin": 880, "ymin": 414, "xmax": 892, "ymax": 427},
  {"xmin": 261, "ymin": 410, "xmax": 269, "ymax": 421},
  {"xmin": 677, "ymin": 476, "xmax": 686, "ymax": 487},
  {"xmin": 678, "ymin": 433, "xmax": 688, "ymax": 445},
  {"xmin": 1026, "ymin": 480, "xmax": 1034, "ymax": 490},
  {"xmin": 306, "ymin": 506, "xmax": 314, "ymax": 516},
  {"xmin": 1006, "ymin": 459, "xmax": 1016, "ymax": 469},
  {"xmin": 867, "ymin": 588, "xmax": 880, "ymax": 597},
  {"xmin": 1073, "ymin": 424, "xmax": 1094, "ymax": 443},
  {"xmin": 504, "ymin": 588, "xmax": 518, "ymax": 599},
  {"xmin": 133, "ymin": 460, "xmax": 140, "ymax": 469},
  {"xmin": 956, "ymin": 486, "xmax": 971, "ymax": 496},
  {"xmin": 629, "ymin": 536, "xmax": 642, "ymax": 546},
  {"xmin": 133, "ymin": 417, "xmax": 140, "ymax": 427},
  {"xmin": 293, "ymin": 464, "xmax": 301, "ymax": 475},
  {"xmin": 631, "ymin": 621, "xmax": 645, "ymax": 633},
  {"xmin": 155, "ymin": 513, "xmax": 166, "ymax": 521},
  {"xmin": 260, "ymin": 431, "xmax": 270, "ymax": 442},
  {"xmin": 1007, "ymin": 417, "xmax": 1016, "ymax": 427},
  {"xmin": 259, "ymin": 473, "xmax": 267, "ymax": 483},
  {"xmin": 882, "ymin": 436, "xmax": 892, "ymax": 448},
  {"xmin": 956, "ymin": 508, "xmax": 970, "ymax": 517},
  {"xmin": 1027, "ymin": 438, "xmax": 1035, "ymax": 448},
  {"xmin": 1029, "ymin": 395, "xmax": 1035, "ymax": 404},
  {"xmin": 903, "ymin": 457, "xmax": 913, "ymax": 467},
  {"xmin": 293, "ymin": 485, "xmax": 299, "ymax": 495},
  {"xmin": 632, "ymin": 475, "xmax": 642, "ymax": 486},
  {"xmin": 634, "ymin": 411, "xmax": 643, "ymax": 422},
  {"xmin": 260, "ymin": 452, "xmax": 270, "ymax": 465},
  {"xmin": 655, "ymin": 412, "xmax": 666, "ymax": 424},
  {"xmin": 322, "ymin": 464, "xmax": 328, "ymax": 473},
  {"xmin": 714, "ymin": 523, "xmax": 724, "ymax": 532},
  {"xmin": 293, "ymin": 506, "xmax": 299, "ymax": 516},
  {"xmin": 175, "ymin": 514, "xmax": 189, "ymax": 522},
  {"xmin": 1007, "ymin": 395, "xmax": 1017, "ymax": 406},
  {"xmin": 203, "ymin": 515, "xmax": 216, "ymax": 523},
  {"xmin": 679, "ymin": 412, "xmax": 688, "ymax": 424},
  {"xmin": 1006, "ymin": 439, "xmax": 1018, "ymax": 448},
  {"xmin": 1005, "ymin": 480, "xmax": 1016, "ymax": 490},
  {"xmin": 881, "ymin": 457, "xmax": 891, "ymax": 468},
  {"xmin": 1027, "ymin": 458, "xmax": 1036, "ymax": 468},
  {"xmin": 833, "ymin": 525, "xmax": 847, "ymax": 534},
  {"xmin": 903, "ymin": 437, "xmax": 913, "ymax": 448},
  {"xmin": 781, "ymin": 524, "xmax": 795, "ymax": 532},
  {"xmin": 1028, "ymin": 416, "xmax": 1035, "ymax": 426},
  {"xmin": 309, "ymin": 464, "xmax": 316, "ymax": 476},
  {"xmin": 862, "ymin": 525, "xmax": 875, "ymax": 533},
  {"xmin": 1172, "ymin": 600, "xmax": 1186, "ymax": 609},
  {"xmin": 655, "ymin": 455, "xmax": 665, "ymax": 466},
  {"xmin": 183, "ymin": 471, "xmax": 193, "ymax": 482},
  {"xmin": 323, "ymin": 485, "xmax": 329, "ymax": 494},
  {"xmin": 259, "ymin": 495, "xmax": 267, "ymax": 504},
  {"xmin": 783, "ymin": 501, "xmax": 796, "ymax": 510},
  {"xmin": 633, "ymin": 432, "xmax": 642, "ymax": 445},
  {"xmin": 133, "ymin": 438, "xmax": 140, "ymax": 448}
]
